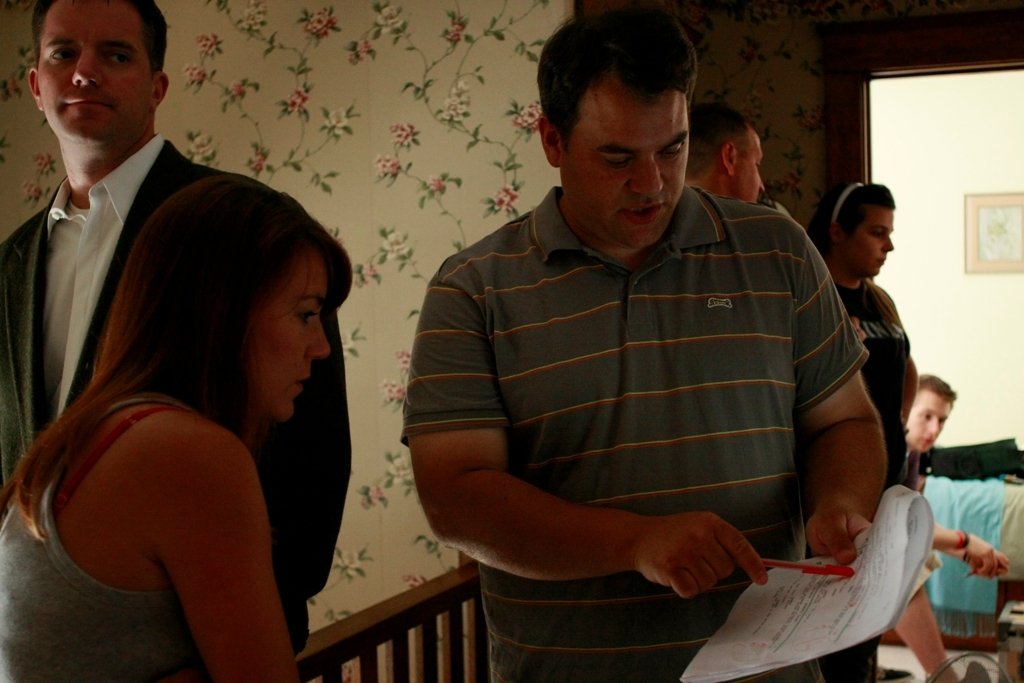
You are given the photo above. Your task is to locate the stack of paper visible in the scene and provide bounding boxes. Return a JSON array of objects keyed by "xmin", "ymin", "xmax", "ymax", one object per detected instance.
[{"xmin": 681, "ymin": 485, "xmax": 933, "ymax": 682}]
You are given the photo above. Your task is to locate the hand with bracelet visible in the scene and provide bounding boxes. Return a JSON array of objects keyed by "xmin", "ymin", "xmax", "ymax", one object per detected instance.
[{"xmin": 937, "ymin": 525, "xmax": 1010, "ymax": 578}]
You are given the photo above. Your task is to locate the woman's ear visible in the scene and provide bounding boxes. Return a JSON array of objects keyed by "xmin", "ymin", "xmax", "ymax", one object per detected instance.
[{"xmin": 828, "ymin": 221, "xmax": 845, "ymax": 246}]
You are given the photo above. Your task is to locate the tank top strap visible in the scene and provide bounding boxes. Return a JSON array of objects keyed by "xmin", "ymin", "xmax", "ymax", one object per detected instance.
[{"xmin": 53, "ymin": 404, "xmax": 184, "ymax": 515}]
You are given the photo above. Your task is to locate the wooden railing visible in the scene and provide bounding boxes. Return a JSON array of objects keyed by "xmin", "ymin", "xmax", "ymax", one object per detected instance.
[{"xmin": 297, "ymin": 562, "xmax": 487, "ymax": 683}]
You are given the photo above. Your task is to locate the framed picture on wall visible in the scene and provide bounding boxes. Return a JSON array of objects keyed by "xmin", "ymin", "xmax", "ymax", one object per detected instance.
[{"xmin": 965, "ymin": 193, "xmax": 1024, "ymax": 273}]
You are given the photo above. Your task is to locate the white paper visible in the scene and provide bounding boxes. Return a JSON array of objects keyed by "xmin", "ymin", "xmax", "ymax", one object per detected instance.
[{"xmin": 681, "ymin": 485, "xmax": 934, "ymax": 682}]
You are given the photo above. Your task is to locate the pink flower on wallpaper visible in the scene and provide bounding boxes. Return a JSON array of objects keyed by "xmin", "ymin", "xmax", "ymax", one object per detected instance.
[
  {"xmin": 182, "ymin": 64, "xmax": 208, "ymax": 87},
  {"xmin": 380, "ymin": 228, "xmax": 410, "ymax": 259},
  {"xmin": 439, "ymin": 81, "xmax": 470, "ymax": 123},
  {"xmin": 285, "ymin": 86, "xmax": 310, "ymax": 115},
  {"xmin": 739, "ymin": 36, "xmax": 762, "ymax": 65},
  {"xmin": 303, "ymin": 8, "xmax": 339, "ymax": 41},
  {"xmin": 237, "ymin": 0, "xmax": 268, "ymax": 33},
  {"xmin": 187, "ymin": 132, "xmax": 216, "ymax": 163},
  {"xmin": 21, "ymin": 181, "xmax": 42, "ymax": 202},
  {"xmin": 774, "ymin": 170, "xmax": 803, "ymax": 194},
  {"xmin": 794, "ymin": 105, "xmax": 824, "ymax": 132},
  {"xmin": 335, "ymin": 549, "xmax": 369, "ymax": 580},
  {"xmin": 347, "ymin": 39, "xmax": 374, "ymax": 65},
  {"xmin": 195, "ymin": 33, "xmax": 221, "ymax": 58},
  {"xmin": 389, "ymin": 122, "xmax": 418, "ymax": 148},
  {"xmin": 230, "ymin": 81, "xmax": 247, "ymax": 99},
  {"xmin": 1, "ymin": 75, "xmax": 21, "ymax": 101},
  {"xmin": 440, "ymin": 97, "xmax": 468, "ymax": 123},
  {"xmin": 443, "ymin": 14, "xmax": 467, "ymax": 44},
  {"xmin": 673, "ymin": 3, "xmax": 711, "ymax": 29},
  {"xmin": 493, "ymin": 184, "xmax": 520, "ymax": 215},
  {"xmin": 248, "ymin": 148, "xmax": 269, "ymax": 174},
  {"xmin": 380, "ymin": 379, "xmax": 407, "ymax": 404},
  {"xmin": 747, "ymin": 2, "xmax": 790, "ymax": 23},
  {"xmin": 339, "ymin": 325, "xmax": 366, "ymax": 355},
  {"xmin": 386, "ymin": 453, "xmax": 413, "ymax": 485},
  {"xmin": 798, "ymin": 0, "xmax": 847, "ymax": 21},
  {"xmin": 33, "ymin": 152, "xmax": 55, "ymax": 174},
  {"xmin": 395, "ymin": 349, "xmax": 411, "ymax": 372},
  {"xmin": 402, "ymin": 574, "xmax": 427, "ymax": 588},
  {"xmin": 352, "ymin": 262, "xmax": 380, "ymax": 288},
  {"xmin": 361, "ymin": 485, "xmax": 386, "ymax": 509},
  {"xmin": 374, "ymin": 154, "xmax": 401, "ymax": 180},
  {"xmin": 426, "ymin": 175, "xmax": 447, "ymax": 194},
  {"xmin": 323, "ymin": 108, "xmax": 351, "ymax": 137},
  {"xmin": 511, "ymin": 101, "xmax": 542, "ymax": 133},
  {"xmin": 375, "ymin": 5, "xmax": 403, "ymax": 33}
]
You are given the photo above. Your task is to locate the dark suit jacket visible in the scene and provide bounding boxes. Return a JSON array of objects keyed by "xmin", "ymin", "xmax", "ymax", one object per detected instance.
[{"xmin": 0, "ymin": 141, "xmax": 352, "ymax": 651}]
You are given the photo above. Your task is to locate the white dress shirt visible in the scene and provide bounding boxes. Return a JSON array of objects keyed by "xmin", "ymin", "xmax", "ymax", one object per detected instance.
[{"xmin": 43, "ymin": 134, "xmax": 166, "ymax": 418}]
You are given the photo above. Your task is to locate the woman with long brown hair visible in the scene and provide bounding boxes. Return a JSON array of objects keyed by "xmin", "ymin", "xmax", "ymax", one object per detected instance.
[{"xmin": 0, "ymin": 175, "xmax": 351, "ymax": 681}]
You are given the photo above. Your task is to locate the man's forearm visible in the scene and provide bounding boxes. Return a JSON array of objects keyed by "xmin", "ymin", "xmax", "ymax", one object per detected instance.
[
  {"xmin": 410, "ymin": 428, "xmax": 767, "ymax": 595},
  {"xmin": 420, "ymin": 461, "xmax": 644, "ymax": 581},
  {"xmin": 801, "ymin": 415, "xmax": 886, "ymax": 522}
]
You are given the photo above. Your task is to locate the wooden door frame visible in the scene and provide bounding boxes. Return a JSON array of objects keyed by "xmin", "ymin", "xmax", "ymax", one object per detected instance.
[
  {"xmin": 824, "ymin": 12, "xmax": 1024, "ymax": 652},
  {"xmin": 819, "ymin": 8, "xmax": 1024, "ymax": 186}
]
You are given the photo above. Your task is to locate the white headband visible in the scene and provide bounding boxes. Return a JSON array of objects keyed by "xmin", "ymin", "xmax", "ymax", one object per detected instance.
[{"xmin": 830, "ymin": 182, "xmax": 863, "ymax": 224}]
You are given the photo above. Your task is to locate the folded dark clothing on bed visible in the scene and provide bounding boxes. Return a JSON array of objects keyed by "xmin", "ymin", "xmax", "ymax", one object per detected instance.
[{"xmin": 924, "ymin": 438, "xmax": 1022, "ymax": 479}]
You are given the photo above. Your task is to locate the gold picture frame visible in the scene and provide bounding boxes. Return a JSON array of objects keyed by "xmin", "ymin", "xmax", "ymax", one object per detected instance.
[{"xmin": 965, "ymin": 193, "xmax": 1024, "ymax": 273}]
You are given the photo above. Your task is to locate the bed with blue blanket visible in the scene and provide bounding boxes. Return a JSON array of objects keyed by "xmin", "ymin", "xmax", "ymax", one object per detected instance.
[{"xmin": 923, "ymin": 476, "xmax": 1024, "ymax": 640}]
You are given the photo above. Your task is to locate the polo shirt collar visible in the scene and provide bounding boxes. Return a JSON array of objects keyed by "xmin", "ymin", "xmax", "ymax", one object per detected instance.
[
  {"xmin": 665, "ymin": 187, "xmax": 728, "ymax": 250},
  {"xmin": 530, "ymin": 185, "xmax": 727, "ymax": 262}
]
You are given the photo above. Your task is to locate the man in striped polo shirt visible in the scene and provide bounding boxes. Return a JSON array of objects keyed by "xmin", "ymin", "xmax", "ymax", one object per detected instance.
[{"xmin": 403, "ymin": 7, "xmax": 887, "ymax": 681}]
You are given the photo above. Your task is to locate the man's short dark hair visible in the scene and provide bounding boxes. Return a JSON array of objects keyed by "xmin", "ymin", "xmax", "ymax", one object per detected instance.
[
  {"xmin": 687, "ymin": 102, "xmax": 752, "ymax": 176},
  {"xmin": 537, "ymin": 6, "xmax": 697, "ymax": 139},
  {"xmin": 919, "ymin": 374, "xmax": 957, "ymax": 405},
  {"xmin": 33, "ymin": 0, "xmax": 168, "ymax": 72}
]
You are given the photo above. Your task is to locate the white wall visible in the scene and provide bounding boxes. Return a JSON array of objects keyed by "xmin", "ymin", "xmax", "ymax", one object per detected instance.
[{"xmin": 870, "ymin": 70, "xmax": 1024, "ymax": 448}]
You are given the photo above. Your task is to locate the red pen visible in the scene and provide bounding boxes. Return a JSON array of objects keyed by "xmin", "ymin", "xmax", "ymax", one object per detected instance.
[{"xmin": 762, "ymin": 558, "xmax": 855, "ymax": 578}]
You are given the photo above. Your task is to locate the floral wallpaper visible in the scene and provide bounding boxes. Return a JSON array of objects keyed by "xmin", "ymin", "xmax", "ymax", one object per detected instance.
[{"xmin": 0, "ymin": 0, "xmax": 1018, "ymax": 632}]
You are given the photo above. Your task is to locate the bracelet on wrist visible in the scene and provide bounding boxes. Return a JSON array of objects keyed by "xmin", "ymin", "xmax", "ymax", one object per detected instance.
[{"xmin": 955, "ymin": 530, "xmax": 970, "ymax": 550}]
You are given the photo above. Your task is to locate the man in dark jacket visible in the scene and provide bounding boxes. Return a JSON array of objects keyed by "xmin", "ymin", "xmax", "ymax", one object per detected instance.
[{"xmin": 0, "ymin": 0, "xmax": 352, "ymax": 651}]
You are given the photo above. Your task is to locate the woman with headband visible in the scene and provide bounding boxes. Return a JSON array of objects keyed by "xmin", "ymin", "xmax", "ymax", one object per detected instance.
[
  {"xmin": 809, "ymin": 182, "xmax": 918, "ymax": 683},
  {"xmin": 808, "ymin": 182, "xmax": 917, "ymax": 488}
]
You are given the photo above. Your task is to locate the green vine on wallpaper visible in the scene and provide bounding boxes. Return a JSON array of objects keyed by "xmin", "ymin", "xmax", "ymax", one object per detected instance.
[
  {"xmin": 188, "ymin": 1, "xmax": 358, "ymax": 194},
  {"xmin": 360, "ymin": 1, "xmax": 548, "ymax": 252},
  {"xmin": 343, "ymin": 1, "xmax": 557, "ymax": 593},
  {"xmin": 174, "ymin": 3, "xmax": 537, "ymax": 615},
  {"xmin": 683, "ymin": 4, "xmax": 820, "ymax": 205},
  {"xmin": 2, "ymin": 42, "xmax": 54, "ymax": 205},
  {"xmin": 0, "ymin": 45, "xmax": 30, "ymax": 105},
  {"xmin": 355, "ymin": 450, "xmax": 415, "ymax": 510},
  {"xmin": 310, "ymin": 545, "xmax": 374, "ymax": 621}
]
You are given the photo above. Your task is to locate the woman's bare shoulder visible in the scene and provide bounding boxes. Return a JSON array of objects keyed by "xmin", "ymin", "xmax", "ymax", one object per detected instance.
[{"xmin": 99, "ymin": 406, "xmax": 261, "ymax": 509}]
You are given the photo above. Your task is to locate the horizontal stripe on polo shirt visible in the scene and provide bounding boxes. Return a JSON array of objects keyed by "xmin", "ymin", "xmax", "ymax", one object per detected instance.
[{"xmin": 403, "ymin": 186, "xmax": 863, "ymax": 681}]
